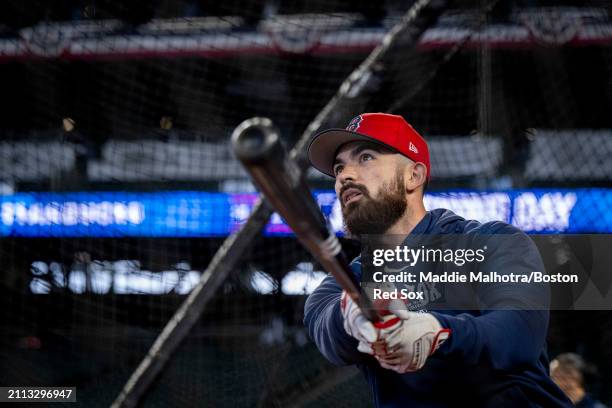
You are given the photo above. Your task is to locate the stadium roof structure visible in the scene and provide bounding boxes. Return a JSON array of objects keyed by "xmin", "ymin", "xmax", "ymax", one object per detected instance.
[{"xmin": 2, "ymin": 7, "xmax": 612, "ymax": 61}]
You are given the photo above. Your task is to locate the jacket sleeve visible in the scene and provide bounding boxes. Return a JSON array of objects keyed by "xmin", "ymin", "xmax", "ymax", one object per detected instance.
[
  {"xmin": 432, "ymin": 225, "xmax": 550, "ymax": 371},
  {"xmin": 303, "ymin": 262, "xmax": 372, "ymax": 366}
]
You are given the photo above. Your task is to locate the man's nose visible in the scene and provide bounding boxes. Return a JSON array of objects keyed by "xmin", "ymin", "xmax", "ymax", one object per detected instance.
[{"xmin": 337, "ymin": 163, "xmax": 358, "ymax": 185}]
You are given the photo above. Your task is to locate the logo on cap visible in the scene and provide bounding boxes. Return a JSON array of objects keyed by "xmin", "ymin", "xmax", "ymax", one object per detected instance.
[
  {"xmin": 409, "ymin": 142, "xmax": 419, "ymax": 154},
  {"xmin": 346, "ymin": 115, "xmax": 362, "ymax": 132}
]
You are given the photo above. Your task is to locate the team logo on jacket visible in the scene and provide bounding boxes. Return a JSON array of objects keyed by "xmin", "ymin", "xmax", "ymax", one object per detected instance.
[{"xmin": 346, "ymin": 115, "xmax": 363, "ymax": 132}]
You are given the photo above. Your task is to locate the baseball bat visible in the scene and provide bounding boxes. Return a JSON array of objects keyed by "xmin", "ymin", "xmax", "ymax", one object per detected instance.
[{"xmin": 231, "ymin": 117, "xmax": 381, "ymax": 323}]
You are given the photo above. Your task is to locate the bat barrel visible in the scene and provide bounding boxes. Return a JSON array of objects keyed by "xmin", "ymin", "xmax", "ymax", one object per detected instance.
[{"xmin": 231, "ymin": 117, "xmax": 283, "ymax": 164}]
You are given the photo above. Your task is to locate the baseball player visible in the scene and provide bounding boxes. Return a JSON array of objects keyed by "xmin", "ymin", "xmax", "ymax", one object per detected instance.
[
  {"xmin": 551, "ymin": 353, "xmax": 608, "ymax": 408},
  {"xmin": 304, "ymin": 113, "xmax": 573, "ymax": 407}
]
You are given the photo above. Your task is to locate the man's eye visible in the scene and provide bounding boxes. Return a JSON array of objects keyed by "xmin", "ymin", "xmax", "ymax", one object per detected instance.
[
  {"xmin": 334, "ymin": 165, "xmax": 344, "ymax": 175},
  {"xmin": 360, "ymin": 153, "xmax": 373, "ymax": 162}
]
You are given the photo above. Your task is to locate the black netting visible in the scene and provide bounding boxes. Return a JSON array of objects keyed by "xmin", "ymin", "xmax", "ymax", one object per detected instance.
[{"xmin": 1, "ymin": 1, "xmax": 612, "ymax": 407}]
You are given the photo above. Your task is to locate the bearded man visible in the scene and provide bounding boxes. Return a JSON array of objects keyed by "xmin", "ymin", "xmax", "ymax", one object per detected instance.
[{"xmin": 303, "ymin": 113, "xmax": 572, "ymax": 407}]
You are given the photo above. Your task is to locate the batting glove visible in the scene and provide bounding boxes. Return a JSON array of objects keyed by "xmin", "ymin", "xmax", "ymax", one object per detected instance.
[
  {"xmin": 340, "ymin": 291, "xmax": 379, "ymax": 354},
  {"xmin": 340, "ymin": 290, "xmax": 412, "ymax": 356},
  {"xmin": 373, "ymin": 310, "xmax": 450, "ymax": 373}
]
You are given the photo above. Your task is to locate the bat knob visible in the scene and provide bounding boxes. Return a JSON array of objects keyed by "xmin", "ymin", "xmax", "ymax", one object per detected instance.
[{"xmin": 231, "ymin": 117, "xmax": 283, "ymax": 164}]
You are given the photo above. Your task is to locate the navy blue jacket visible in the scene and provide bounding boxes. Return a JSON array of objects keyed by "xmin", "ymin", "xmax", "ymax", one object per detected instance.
[{"xmin": 304, "ymin": 209, "xmax": 573, "ymax": 407}]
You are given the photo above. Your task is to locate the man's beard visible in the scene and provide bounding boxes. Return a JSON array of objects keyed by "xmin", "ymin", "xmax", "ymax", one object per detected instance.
[{"xmin": 341, "ymin": 171, "xmax": 407, "ymax": 237}]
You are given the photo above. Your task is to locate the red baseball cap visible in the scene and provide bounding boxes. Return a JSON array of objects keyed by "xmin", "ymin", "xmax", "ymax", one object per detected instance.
[{"xmin": 308, "ymin": 113, "xmax": 430, "ymax": 179}]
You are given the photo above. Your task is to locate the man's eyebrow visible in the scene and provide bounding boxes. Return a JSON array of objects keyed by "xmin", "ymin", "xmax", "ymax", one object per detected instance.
[{"xmin": 333, "ymin": 143, "xmax": 390, "ymax": 165}]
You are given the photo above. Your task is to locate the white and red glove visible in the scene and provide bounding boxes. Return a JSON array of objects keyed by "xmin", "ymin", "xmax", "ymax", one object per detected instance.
[
  {"xmin": 340, "ymin": 290, "xmax": 417, "ymax": 356},
  {"xmin": 373, "ymin": 310, "xmax": 450, "ymax": 373},
  {"xmin": 340, "ymin": 291, "xmax": 379, "ymax": 354},
  {"xmin": 340, "ymin": 290, "xmax": 450, "ymax": 373}
]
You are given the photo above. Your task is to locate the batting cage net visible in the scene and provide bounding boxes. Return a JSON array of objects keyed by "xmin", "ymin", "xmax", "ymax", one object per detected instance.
[{"xmin": 1, "ymin": 0, "xmax": 612, "ymax": 406}]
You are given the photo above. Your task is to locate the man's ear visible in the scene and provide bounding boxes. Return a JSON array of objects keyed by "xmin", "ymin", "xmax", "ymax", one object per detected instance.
[{"xmin": 403, "ymin": 162, "xmax": 427, "ymax": 193}]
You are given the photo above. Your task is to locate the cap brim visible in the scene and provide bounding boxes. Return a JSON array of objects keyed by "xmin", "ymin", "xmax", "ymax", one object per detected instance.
[{"xmin": 307, "ymin": 129, "xmax": 394, "ymax": 177}]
